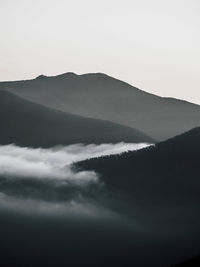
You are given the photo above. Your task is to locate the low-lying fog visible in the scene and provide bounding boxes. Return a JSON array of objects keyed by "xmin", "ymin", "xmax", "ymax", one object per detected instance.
[{"xmin": 0, "ymin": 142, "xmax": 150, "ymax": 215}]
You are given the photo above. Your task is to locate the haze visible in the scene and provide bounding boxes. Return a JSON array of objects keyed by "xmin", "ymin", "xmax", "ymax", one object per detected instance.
[{"xmin": 0, "ymin": 0, "xmax": 200, "ymax": 104}]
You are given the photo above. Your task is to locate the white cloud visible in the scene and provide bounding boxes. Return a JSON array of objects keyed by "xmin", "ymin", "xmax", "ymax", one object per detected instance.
[
  {"xmin": 0, "ymin": 142, "xmax": 151, "ymax": 216},
  {"xmin": 0, "ymin": 142, "xmax": 150, "ymax": 185}
]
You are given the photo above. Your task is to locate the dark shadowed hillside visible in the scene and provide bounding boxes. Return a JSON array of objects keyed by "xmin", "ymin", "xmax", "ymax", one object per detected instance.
[
  {"xmin": 76, "ymin": 127, "xmax": 200, "ymax": 200},
  {"xmin": 76, "ymin": 128, "xmax": 200, "ymax": 266},
  {"xmin": 0, "ymin": 91, "xmax": 153, "ymax": 147},
  {"xmin": 1, "ymin": 72, "xmax": 200, "ymax": 140}
]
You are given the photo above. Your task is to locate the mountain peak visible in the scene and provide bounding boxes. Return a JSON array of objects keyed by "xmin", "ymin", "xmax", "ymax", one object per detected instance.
[
  {"xmin": 35, "ymin": 74, "xmax": 47, "ymax": 80},
  {"xmin": 55, "ymin": 72, "xmax": 78, "ymax": 79},
  {"xmin": 35, "ymin": 73, "xmax": 78, "ymax": 80}
]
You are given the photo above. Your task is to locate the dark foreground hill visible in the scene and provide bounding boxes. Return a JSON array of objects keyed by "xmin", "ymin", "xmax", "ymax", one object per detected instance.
[
  {"xmin": 1, "ymin": 72, "xmax": 200, "ymax": 140},
  {"xmin": 76, "ymin": 128, "xmax": 200, "ymax": 265},
  {"xmin": 0, "ymin": 91, "xmax": 153, "ymax": 147},
  {"xmin": 76, "ymin": 127, "xmax": 200, "ymax": 198}
]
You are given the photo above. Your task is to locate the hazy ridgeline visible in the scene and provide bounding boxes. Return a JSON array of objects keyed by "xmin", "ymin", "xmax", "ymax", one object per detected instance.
[
  {"xmin": 1, "ymin": 72, "xmax": 200, "ymax": 141},
  {"xmin": 0, "ymin": 90, "xmax": 153, "ymax": 147}
]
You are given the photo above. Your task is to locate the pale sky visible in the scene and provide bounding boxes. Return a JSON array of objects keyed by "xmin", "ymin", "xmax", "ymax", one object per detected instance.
[{"xmin": 0, "ymin": 0, "xmax": 200, "ymax": 104}]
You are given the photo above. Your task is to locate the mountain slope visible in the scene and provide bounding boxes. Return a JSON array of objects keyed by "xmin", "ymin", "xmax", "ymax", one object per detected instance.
[
  {"xmin": 1, "ymin": 72, "xmax": 200, "ymax": 140},
  {"xmin": 76, "ymin": 127, "xmax": 200, "ymax": 265},
  {"xmin": 76, "ymin": 127, "xmax": 200, "ymax": 198},
  {"xmin": 0, "ymin": 91, "xmax": 153, "ymax": 148}
]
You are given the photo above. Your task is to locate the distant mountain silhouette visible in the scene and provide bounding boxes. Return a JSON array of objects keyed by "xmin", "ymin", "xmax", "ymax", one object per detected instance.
[
  {"xmin": 0, "ymin": 91, "xmax": 153, "ymax": 147},
  {"xmin": 1, "ymin": 72, "xmax": 200, "ymax": 140}
]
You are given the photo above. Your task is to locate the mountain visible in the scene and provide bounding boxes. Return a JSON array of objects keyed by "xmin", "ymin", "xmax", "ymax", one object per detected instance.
[
  {"xmin": 76, "ymin": 127, "xmax": 200, "ymax": 199},
  {"xmin": 1, "ymin": 72, "xmax": 200, "ymax": 141},
  {"xmin": 76, "ymin": 127, "xmax": 200, "ymax": 266},
  {"xmin": 0, "ymin": 91, "xmax": 153, "ymax": 148}
]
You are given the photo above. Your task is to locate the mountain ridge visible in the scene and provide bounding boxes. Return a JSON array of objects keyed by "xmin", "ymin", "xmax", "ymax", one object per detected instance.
[
  {"xmin": 1, "ymin": 72, "xmax": 200, "ymax": 141},
  {"xmin": 0, "ymin": 90, "xmax": 153, "ymax": 147},
  {"xmin": 2, "ymin": 72, "xmax": 198, "ymax": 103},
  {"xmin": 76, "ymin": 126, "xmax": 200, "ymax": 197},
  {"xmin": 75, "ymin": 127, "xmax": 200, "ymax": 266}
]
